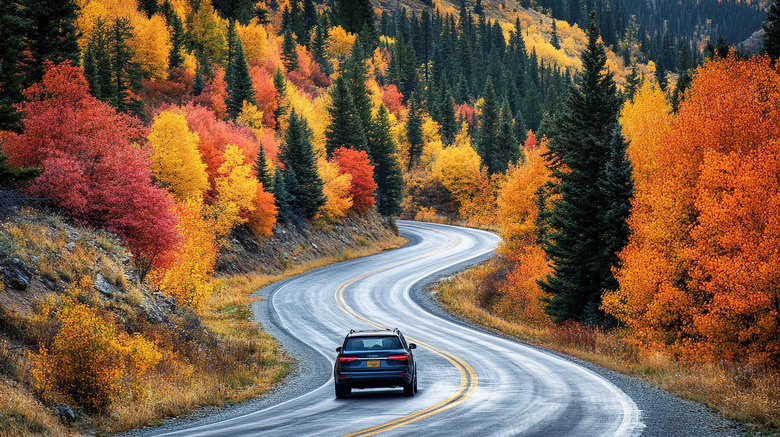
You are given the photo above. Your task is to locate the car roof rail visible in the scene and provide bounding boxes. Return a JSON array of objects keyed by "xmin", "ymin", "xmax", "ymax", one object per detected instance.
[{"xmin": 349, "ymin": 329, "xmax": 355, "ymax": 334}]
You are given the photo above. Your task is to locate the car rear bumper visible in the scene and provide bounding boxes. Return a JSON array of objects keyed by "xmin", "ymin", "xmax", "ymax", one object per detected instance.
[{"xmin": 335, "ymin": 370, "xmax": 413, "ymax": 388}]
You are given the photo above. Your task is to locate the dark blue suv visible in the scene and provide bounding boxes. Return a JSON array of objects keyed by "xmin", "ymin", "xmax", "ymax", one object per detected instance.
[{"xmin": 334, "ymin": 328, "xmax": 417, "ymax": 398}]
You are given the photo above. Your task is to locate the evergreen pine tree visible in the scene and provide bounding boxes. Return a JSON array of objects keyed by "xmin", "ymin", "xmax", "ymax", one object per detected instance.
[
  {"xmin": 333, "ymin": 0, "xmax": 375, "ymax": 36},
  {"xmin": 671, "ymin": 69, "xmax": 692, "ymax": 113},
  {"xmin": 193, "ymin": 67, "xmax": 206, "ymax": 96},
  {"xmin": 406, "ymin": 93, "xmax": 425, "ymax": 170},
  {"xmin": 551, "ymin": 19, "xmax": 560, "ymax": 49},
  {"xmin": 110, "ymin": 17, "xmax": 144, "ymax": 117},
  {"xmin": 623, "ymin": 64, "xmax": 641, "ymax": 102},
  {"xmin": 254, "ymin": 147, "xmax": 274, "ymax": 190},
  {"xmin": 0, "ymin": 1, "xmax": 28, "ymax": 132},
  {"xmin": 279, "ymin": 110, "xmax": 326, "ymax": 219},
  {"xmin": 165, "ymin": 3, "xmax": 186, "ymax": 69},
  {"xmin": 273, "ymin": 67, "xmax": 288, "ymax": 131},
  {"xmin": 226, "ymin": 38, "xmax": 256, "ymax": 119},
  {"xmin": 19, "ymin": 0, "xmax": 81, "ymax": 87},
  {"xmin": 325, "ymin": 76, "xmax": 367, "ymax": 156},
  {"xmin": 312, "ymin": 16, "xmax": 333, "ymax": 75},
  {"xmin": 368, "ymin": 106, "xmax": 404, "ymax": 216},
  {"xmin": 763, "ymin": 0, "xmax": 780, "ymax": 60},
  {"xmin": 495, "ymin": 99, "xmax": 522, "ymax": 172},
  {"xmin": 272, "ymin": 168, "xmax": 293, "ymax": 222},
  {"xmin": 476, "ymin": 77, "xmax": 501, "ymax": 174},
  {"xmin": 536, "ymin": 12, "xmax": 628, "ymax": 326},
  {"xmin": 0, "ymin": 147, "xmax": 41, "ymax": 188},
  {"xmin": 439, "ymin": 86, "xmax": 458, "ymax": 143},
  {"xmin": 282, "ymin": 30, "xmax": 299, "ymax": 71},
  {"xmin": 345, "ymin": 60, "xmax": 372, "ymax": 132}
]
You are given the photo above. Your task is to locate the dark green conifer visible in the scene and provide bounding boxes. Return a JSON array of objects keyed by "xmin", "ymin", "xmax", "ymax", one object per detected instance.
[
  {"xmin": 406, "ymin": 93, "xmax": 424, "ymax": 170},
  {"xmin": 439, "ymin": 86, "xmax": 458, "ymax": 143},
  {"xmin": 18, "ymin": 0, "xmax": 81, "ymax": 87},
  {"xmin": 311, "ymin": 16, "xmax": 333, "ymax": 75},
  {"xmin": 193, "ymin": 67, "xmax": 206, "ymax": 96},
  {"xmin": 272, "ymin": 168, "xmax": 293, "ymax": 222},
  {"xmin": 0, "ymin": 147, "xmax": 41, "ymax": 188},
  {"xmin": 368, "ymin": 106, "xmax": 404, "ymax": 216},
  {"xmin": 495, "ymin": 99, "xmax": 522, "ymax": 172},
  {"xmin": 325, "ymin": 76, "xmax": 367, "ymax": 156},
  {"xmin": 273, "ymin": 67, "xmax": 288, "ymax": 131},
  {"xmin": 763, "ymin": 0, "xmax": 780, "ymax": 60},
  {"xmin": 623, "ymin": 64, "xmax": 641, "ymax": 102},
  {"xmin": 279, "ymin": 110, "xmax": 326, "ymax": 219},
  {"xmin": 551, "ymin": 20, "xmax": 560, "ymax": 49},
  {"xmin": 476, "ymin": 77, "xmax": 501, "ymax": 174},
  {"xmin": 226, "ymin": 38, "xmax": 256, "ymax": 119},
  {"xmin": 0, "ymin": 1, "xmax": 28, "ymax": 132},
  {"xmin": 254, "ymin": 147, "xmax": 274, "ymax": 191},
  {"xmin": 282, "ymin": 30, "xmax": 299, "ymax": 71},
  {"xmin": 536, "ymin": 12, "xmax": 629, "ymax": 326}
]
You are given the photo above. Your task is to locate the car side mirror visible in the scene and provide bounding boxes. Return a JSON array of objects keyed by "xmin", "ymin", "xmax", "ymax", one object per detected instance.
[
  {"xmin": 336, "ymin": 347, "xmax": 342, "ymax": 353},
  {"xmin": 408, "ymin": 343, "xmax": 417, "ymax": 349}
]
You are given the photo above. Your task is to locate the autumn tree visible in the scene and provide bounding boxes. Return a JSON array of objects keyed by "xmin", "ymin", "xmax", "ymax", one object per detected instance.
[
  {"xmin": 536, "ymin": 13, "xmax": 630, "ymax": 326},
  {"xmin": 4, "ymin": 62, "xmax": 180, "ymax": 279},
  {"xmin": 332, "ymin": 147, "xmax": 377, "ymax": 213},
  {"xmin": 604, "ymin": 56, "xmax": 780, "ymax": 364},
  {"xmin": 279, "ymin": 110, "xmax": 326, "ymax": 219},
  {"xmin": 148, "ymin": 111, "xmax": 209, "ymax": 202}
]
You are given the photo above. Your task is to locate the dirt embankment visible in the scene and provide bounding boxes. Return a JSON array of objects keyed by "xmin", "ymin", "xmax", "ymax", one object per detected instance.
[{"xmin": 215, "ymin": 213, "xmax": 401, "ymax": 276}]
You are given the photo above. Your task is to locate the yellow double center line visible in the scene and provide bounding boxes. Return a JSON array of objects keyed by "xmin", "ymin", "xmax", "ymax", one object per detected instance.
[{"xmin": 333, "ymin": 224, "xmax": 479, "ymax": 436}]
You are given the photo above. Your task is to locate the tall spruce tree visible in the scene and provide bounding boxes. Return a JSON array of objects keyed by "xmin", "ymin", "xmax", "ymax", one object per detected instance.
[
  {"xmin": 272, "ymin": 168, "xmax": 293, "ymax": 222},
  {"xmin": 536, "ymin": 12, "xmax": 629, "ymax": 326},
  {"xmin": 226, "ymin": 38, "xmax": 256, "ymax": 119},
  {"xmin": 495, "ymin": 99, "xmax": 521, "ymax": 172},
  {"xmin": 0, "ymin": 1, "xmax": 28, "ymax": 132},
  {"xmin": 279, "ymin": 110, "xmax": 326, "ymax": 219},
  {"xmin": 368, "ymin": 105, "xmax": 404, "ymax": 216},
  {"xmin": 19, "ymin": 0, "xmax": 81, "ymax": 88},
  {"xmin": 273, "ymin": 67, "xmax": 288, "ymax": 131},
  {"xmin": 439, "ymin": 86, "xmax": 458, "ymax": 143},
  {"xmin": 406, "ymin": 93, "xmax": 425, "ymax": 170},
  {"xmin": 254, "ymin": 147, "xmax": 274, "ymax": 190},
  {"xmin": 281, "ymin": 30, "xmax": 299, "ymax": 72},
  {"xmin": 763, "ymin": 0, "xmax": 780, "ymax": 60},
  {"xmin": 476, "ymin": 77, "xmax": 501, "ymax": 174},
  {"xmin": 325, "ymin": 76, "xmax": 367, "ymax": 157}
]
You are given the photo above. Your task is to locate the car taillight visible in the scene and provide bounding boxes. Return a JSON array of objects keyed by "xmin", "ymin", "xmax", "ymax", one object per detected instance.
[
  {"xmin": 387, "ymin": 354, "xmax": 409, "ymax": 361},
  {"xmin": 338, "ymin": 356, "xmax": 358, "ymax": 362}
]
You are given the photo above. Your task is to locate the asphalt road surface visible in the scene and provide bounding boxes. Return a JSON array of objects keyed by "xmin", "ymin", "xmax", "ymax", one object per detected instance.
[{"xmin": 152, "ymin": 220, "xmax": 646, "ymax": 437}]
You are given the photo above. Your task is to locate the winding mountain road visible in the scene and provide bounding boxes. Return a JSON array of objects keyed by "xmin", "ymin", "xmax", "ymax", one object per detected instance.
[{"xmin": 153, "ymin": 220, "xmax": 645, "ymax": 436}]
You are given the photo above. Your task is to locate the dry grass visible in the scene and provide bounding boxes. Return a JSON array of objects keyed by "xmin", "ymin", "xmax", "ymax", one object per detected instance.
[
  {"xmin": 0, "ymin": 377, "xmax": 70, "ymax": 437},
  {"xmin": 433, "ymin": 264, "xmax": 780, "ymax": 433}
]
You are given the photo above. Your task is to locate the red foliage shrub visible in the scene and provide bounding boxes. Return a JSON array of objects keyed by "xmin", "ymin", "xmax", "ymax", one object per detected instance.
[
  {"xmin": 332, "ymin": 147, "xmax": 377, "ymax": 214},
  {"xmin": 4, "ymin": 62, "xmax": 180, "ymax": 276},
  {"xmin": 380, "ymin": 84, "xmax": 404, "ymax": 117}
]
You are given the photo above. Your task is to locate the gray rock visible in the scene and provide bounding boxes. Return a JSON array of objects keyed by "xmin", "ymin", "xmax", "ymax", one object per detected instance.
[
  {"xmin": 54, "ymin": 404, "xmax": 76, "ymax": 423},
  {"xmin": 66, "ymin": 242, "xmax": 76, "ymax": 251},
  {"xmin": 3, "ymin": 267, "xmax": 29, "ymax": 290},
  {"xmin": 94, "ymin": 272, "xmax": 115, "ymax": 296}
]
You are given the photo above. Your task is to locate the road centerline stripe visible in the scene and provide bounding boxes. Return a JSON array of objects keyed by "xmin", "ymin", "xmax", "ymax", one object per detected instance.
[{"xmin": 333, "ymin": 223, "xmax": 479, "ymax": 436}]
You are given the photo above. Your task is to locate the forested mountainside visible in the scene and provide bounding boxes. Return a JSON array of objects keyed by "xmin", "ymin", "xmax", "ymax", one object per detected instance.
[{"xmin": 1, "ymin": 0, "xmax": 780, "ymax": 433}]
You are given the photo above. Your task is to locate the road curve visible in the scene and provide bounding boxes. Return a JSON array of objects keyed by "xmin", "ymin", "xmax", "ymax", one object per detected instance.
[{"xmin": 155, "ymin": 220, "xmax": 644, "ymax": 437}]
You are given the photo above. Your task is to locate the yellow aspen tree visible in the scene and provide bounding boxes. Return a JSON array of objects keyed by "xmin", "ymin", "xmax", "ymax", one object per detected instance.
[
  {"xmin": 149, "ymin": 111, "xmax": 209, "ymax": 202},
  {"xmin": 130, "ymin": 13, "xmax": 173, "ymax": 81},
  {"xmin": 212, "ymin": 144, "xmax": 259, "ymax": 235}
]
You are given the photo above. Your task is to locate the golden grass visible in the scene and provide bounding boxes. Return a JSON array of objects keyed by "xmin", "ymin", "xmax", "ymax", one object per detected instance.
[
  {"xmin": 433, "ymin": 265, "xmax": 780, "ymax": 432},
  {"xmin": 0, "ymin": 377, "xmax": 70, "ymax": 437}
]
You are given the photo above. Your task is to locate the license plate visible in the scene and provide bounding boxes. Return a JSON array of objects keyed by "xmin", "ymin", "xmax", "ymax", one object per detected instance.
[{"xmin": 366, "ymin": 360, "xmax": 380, "ymax": 368}]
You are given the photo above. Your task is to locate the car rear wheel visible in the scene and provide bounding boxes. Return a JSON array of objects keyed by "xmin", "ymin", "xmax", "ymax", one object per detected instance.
[
  {"xmin": 403, "ymin": 380, "xmax": 414, "ymax": 397},
  {"xmin": 335, "ymin": 383, "xmax": 349, "ymax": 399}
]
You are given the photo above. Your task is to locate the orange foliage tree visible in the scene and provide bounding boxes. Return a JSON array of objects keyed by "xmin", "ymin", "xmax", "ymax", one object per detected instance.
[
  {"xmin": 332, "ymin": 147, "xmax": 377, "ymax": 214},
  {"xmin": 492, "ymin": 144, "xmax": 553, "ymax": 324},
  {"xmin": 603, "ymin": 56, "xmax": 780, "ymax": 365}
]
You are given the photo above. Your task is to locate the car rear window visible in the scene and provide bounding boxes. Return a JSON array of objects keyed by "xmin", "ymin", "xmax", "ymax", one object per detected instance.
[{"xmin": 345, "ymin": 336, "xmax": 402, "ymax": 350}]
